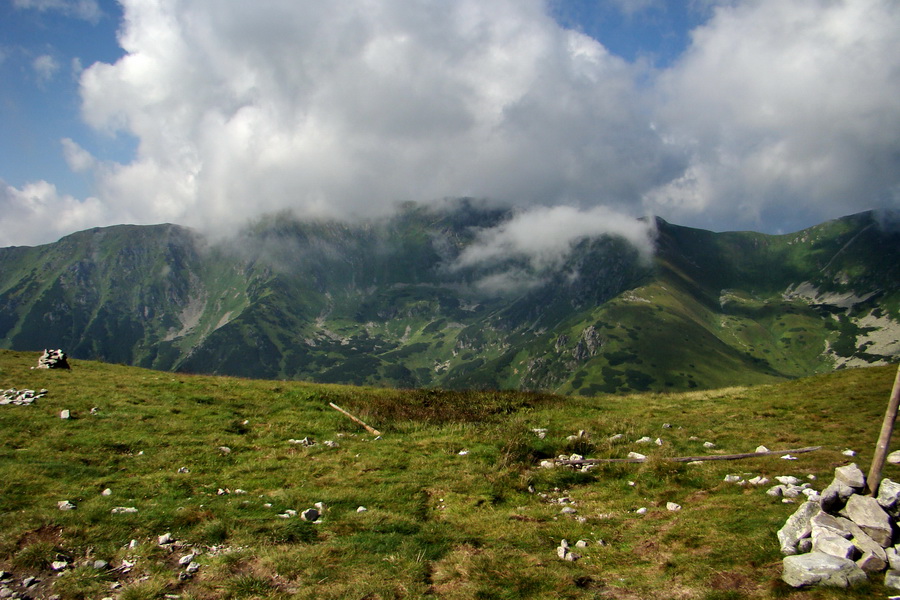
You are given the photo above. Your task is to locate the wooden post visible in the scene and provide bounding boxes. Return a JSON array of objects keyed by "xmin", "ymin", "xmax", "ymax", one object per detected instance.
[
  {"xmin": 867, "ymin": 364, "xmax": 900, "ymax": 496},
  {"xmin": 328, "ymin": 402, "xmax": 382, "ymax": 436}
]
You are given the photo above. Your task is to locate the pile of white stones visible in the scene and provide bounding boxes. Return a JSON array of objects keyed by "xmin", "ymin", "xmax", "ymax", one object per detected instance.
[
  {"xmin": 0, "ymin": 388, "xmax": 47, "ymax": 405},
  {"xmin": 778, "ymin": 463, "xmax": 900, "ymax": 589},
  {"xmin": 35, "ymin": 348, "xmax": 70, "ymax": 369}
]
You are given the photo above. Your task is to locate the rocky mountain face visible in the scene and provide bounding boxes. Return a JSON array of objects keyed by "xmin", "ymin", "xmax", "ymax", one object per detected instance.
[{"xmin": 1, "ymin": 203, "xmax": 897, "ymax": 394}]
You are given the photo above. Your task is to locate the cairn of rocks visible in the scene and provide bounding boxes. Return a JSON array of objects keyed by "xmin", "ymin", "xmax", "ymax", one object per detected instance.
[
  {"xmin": 35, "ymin": 349, "xmax": 70, "ymax": 369},
  {"xmin": 778, "ymin": 463, "xmax": 900, "ymax": 589},
  {"xmin": 0, "ymin": 388, "xmax": 47, "ymax": 405}
]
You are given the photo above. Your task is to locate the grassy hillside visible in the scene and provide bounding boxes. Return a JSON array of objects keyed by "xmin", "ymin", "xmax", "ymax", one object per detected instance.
[{"xmin": 1, "ymin": 349, "xmax": 898, "ymax": 599}]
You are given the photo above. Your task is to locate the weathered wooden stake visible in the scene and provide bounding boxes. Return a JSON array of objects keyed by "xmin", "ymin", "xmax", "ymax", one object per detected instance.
[
  {"xmin": 328, "ymin": 402, "xmax": 382, "ymax": 436},
  {"xmin": 866, "ymin": 364, "xmax": 900, "ymax": 496}
]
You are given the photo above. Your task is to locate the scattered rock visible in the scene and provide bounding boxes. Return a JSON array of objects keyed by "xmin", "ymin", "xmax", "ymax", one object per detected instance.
[
  {"xmin": 627, "ymin": 452, "xmax": 646, "ymax": 460},
  {"xmin": 301, "ymin": 508, "xmax": 319, "ymax": 521},
  {"xmin": 782, "ymin": 552, "xmax": 867, "ymax": 588},
  {"xmin": 356, "ymin": 506, "xmax": 367, "ymax": 513},
  {"xmin": 60, "ymin": 409, "xmax": 71, "ymax": 419},
  {"xmin": 703, "ymin": 441, "xmax": 716, "ymax": 449},
  {"xmin": 887, "ymin": 451, "xmax": 900, "ymax": 465},
  {"xmin": 111, "ymin": 506, "xmax": 138, "ymax": 514},
  {"xmin": 0, "ymin": 388, "xmax": 47, "ymax": 406},
  {"xmin": 666, "ymin": 502, "xmax": 681, "ymax": 512},
  {"xmin": 57, "ymin": 500, "xmax": 76, "ymax": 510}
]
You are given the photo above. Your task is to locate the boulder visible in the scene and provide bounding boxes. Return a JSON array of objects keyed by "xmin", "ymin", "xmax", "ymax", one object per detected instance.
[
  {"xmin": 782, "ymin": 552, "xmax": 867, "ymax": 588},
  {"xmin": 857, "ymin": 552, "xmax": 887, "ymax": 573},
  {"xmin": 820, "ymin": 479, "xmax": 855, "ymax": 513},
  {"xmin": 811, "ymin": 531, "xmax": 858, "ymax": 560},
  {"xmin": 877, "ymin": 478, "xmax": 900, "ymax": 516},
  {"xmin": 834, "ymin": 463, "xmax": 866, "ymax": 490},
  {"xmin": 886, "ymin": 570, "xmax": 900, "ymax": 590},
  {"xmin": 844, "ymin": 495, "xmax": 893, "ymax": 547},
  {"xmin": 778, "ymin": 501, "xmax": 821, "ymax": 555},
  {"xmin": 887, "ymin": 547, "xmax": 900, "ymax": 571}
]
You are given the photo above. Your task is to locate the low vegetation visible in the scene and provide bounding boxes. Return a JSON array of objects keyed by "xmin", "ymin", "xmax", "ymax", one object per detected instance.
[{"xmin": 0, "ymin": 349, "xmax": 897, "ymax": 599}]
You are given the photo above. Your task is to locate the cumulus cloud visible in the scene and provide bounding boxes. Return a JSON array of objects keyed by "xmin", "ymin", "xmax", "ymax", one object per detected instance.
[
  {"xmin": 645, "ymin": 0, "xmax": 900, "ymax": 232},
  {"xmin": 0, "ymin": 180, "xmax": 105, "ymax": 246},
  {"xmin": 73, "ymin": 0, "xmax": 678, "ymax": 239},
  {"xmin": 4, "ymin": 0, "xmax": 900, "ymax": 249}
]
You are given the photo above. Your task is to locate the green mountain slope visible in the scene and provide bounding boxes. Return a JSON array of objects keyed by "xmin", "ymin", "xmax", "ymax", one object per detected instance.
[{"xmin": 1, "ymin": 205, "xmax": 897, "ymax": 393}]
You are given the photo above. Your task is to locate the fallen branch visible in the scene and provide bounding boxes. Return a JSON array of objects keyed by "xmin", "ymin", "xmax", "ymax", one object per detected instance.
[
  {"xmin": 554, "ymin": 446, "xmax": 822, "ymax": 466},
  {"xmin": 328, "ymin": 402, "xmax": 382, "ymax": 436}
]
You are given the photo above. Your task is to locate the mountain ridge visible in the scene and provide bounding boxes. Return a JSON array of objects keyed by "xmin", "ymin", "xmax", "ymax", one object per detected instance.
[{"xmin": 1, "ymin": 205, "xmax": 897, "ymax": 394}]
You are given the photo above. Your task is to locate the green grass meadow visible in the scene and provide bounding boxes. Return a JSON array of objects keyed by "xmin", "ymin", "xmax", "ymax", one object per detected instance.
[{"xmin": 0, "ymin": 349, "xmax": 897, "ymax": 599}]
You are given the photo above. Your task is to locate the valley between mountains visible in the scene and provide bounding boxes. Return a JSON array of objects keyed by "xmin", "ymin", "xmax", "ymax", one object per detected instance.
[{"xmin": 1, "ymin": 202, "xmax": 897, "ymax": 394}]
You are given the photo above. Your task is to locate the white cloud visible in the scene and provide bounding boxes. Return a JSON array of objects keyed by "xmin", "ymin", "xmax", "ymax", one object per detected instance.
[
  {"xmin": 14, "ymin": 0, "xmax": 102, "ymax": 23},
  {"xmin": 646, "ymin": 0, "xmax": 900, "ymax": 232},
  {"xmin": 0, "ymin": 180, "xmax": 105, "ymax": 246},
  {"xmin": 32, "ymin": 54, "xmax": 60, "ymax": 83},
  {"xmin": 451, "ymin": 205, "xmax": 656, "ymax": 294},
  {"xmin": 4, "ymin": 0, "xmax": 900, "ymax": 248},
  {"xmin": 61, "ymin": 137, "xmax": 95, "ymax": 172},
  {"xmin": 73, "ymin": 0, "xmax": 677, "ymax": 240}
]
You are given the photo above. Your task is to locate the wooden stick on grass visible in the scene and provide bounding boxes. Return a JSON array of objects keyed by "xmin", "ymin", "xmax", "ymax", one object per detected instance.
[
  {"xmin": 866, "ymin": 364, "xmax": 900, "ymax": 496},
  {"xmin": 329, "ymin": 402, "xmax": 382, "ymax": 436}
]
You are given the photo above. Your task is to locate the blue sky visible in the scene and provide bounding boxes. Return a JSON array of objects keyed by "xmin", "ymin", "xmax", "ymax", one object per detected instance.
[{"xmin": 1, "ymin": 0, "xmax": 899, "ymax": 247}]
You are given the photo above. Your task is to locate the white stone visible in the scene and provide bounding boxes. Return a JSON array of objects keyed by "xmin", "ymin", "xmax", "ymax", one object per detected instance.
[
  {"xmin": 776, "ymin": 476, "xmax": 801, "ymax": 486},
  {"xmin": 636, "ymin": 507, "xmax": 648, "ymax": 515},
  {"xmin": 782, "ymin": 552, "xmax": 867, "ymax": 588},
  {"xmin": 812, "ymin": 531, "xmax": 858, "ymax": 560},
  {"xmin": 703, "ymin": 441, "xmax": 716, "ymax": 449},
  {"xmin": 627, "ymin": 452, "xmax": 646, "ymax": 460},
  {"xmin": 888, "ymin": 451, "xmax": 900, "ymax": 465},
  {"xmin": 835, "ymin": 463, "xmax": 866, "ymax": 490},
  {"xmin": 844, "ymin": 495, "xmax": 892, "ymax": 547},
  {"xmin": 357, "ymin": 506, "xmax": 367, "ymax": 513},
  {"xmin": 842, "ymin": 449, "xmax": 857, "ymax": 457},
  {"xmin": 57, "ymin": 500, "xmax": 75, "ymax": 510},
  {"xmin": 755, "ymin": 445, "xmax": 770, "ymax": 453},
  {"xmin": 101, "ymin": 488, "xmax": 112, "ymax": 496},
  {"xmin": 635, "ymin": 436, "xmax": 652, "ymax": 444},
  {"xmin": 666, "ymin": 502, "xmax": 681, "ymax": 511},
  {"xmin": 778, "ymin": 501, "xmax": 821, "ymax": 555}
]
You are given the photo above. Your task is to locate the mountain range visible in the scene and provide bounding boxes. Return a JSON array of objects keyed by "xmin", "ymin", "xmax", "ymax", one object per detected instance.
[{"xmin": 1, "ymin": 201, "xmax": 897, "ymax": 395}]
